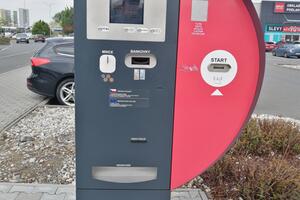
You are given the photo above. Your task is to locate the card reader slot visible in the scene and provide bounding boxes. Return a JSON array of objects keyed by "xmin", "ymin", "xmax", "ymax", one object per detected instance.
[
  {"xmin": 92, "ymin": 166, "xmax": 158, "ymax": 183},
  {"xmin": 208, "ymin": 64, "xmax": 231, "ymax": 73}
]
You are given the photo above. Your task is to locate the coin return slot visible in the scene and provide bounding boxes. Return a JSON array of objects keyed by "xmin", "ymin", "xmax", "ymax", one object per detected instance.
[
  {"xmin": 132, "ymin": 57, "xmax": 150, "ymax": 66},
  {"xmin": 208, "ymin": 64, "xmax": 231, "ymax": 73},
  {"xmin": 92, "ymin": 166, "xmax": 158, "ymax": 183}
]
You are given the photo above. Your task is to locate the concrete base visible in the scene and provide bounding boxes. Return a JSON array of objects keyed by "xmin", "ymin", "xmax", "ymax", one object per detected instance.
[{"xmin": 77, "ymin": 189, "xmax": 170, "ymax": 200}]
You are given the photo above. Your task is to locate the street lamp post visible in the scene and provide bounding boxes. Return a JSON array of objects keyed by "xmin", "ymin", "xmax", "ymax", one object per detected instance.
[{"xmin": 43, "ymin": 2, "xmax": 54, "ymax": 37}]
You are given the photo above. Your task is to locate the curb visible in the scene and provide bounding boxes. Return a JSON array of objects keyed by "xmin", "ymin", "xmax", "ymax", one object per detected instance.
[{"xmin": 252, "ymin": 114, "xmax": 300, "ymax": 126}]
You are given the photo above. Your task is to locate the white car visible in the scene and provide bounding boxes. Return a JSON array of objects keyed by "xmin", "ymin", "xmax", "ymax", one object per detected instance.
[
  {"xmin": 4, "ymin": 32, "xmax": 12, "ymax": 38},
  {"xmin": 16, "ymin": 33, "xmax": 30, "ymax": 44}
]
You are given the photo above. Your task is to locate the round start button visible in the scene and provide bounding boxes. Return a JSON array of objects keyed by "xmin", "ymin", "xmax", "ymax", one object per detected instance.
[{"xmin": 201, "ymin": 50, "xmax": 238, "ymax": 88}]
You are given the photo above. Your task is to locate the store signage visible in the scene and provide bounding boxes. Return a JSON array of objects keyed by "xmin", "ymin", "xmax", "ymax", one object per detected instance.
[
  {"xmin": 283, "ymin": 26, "xmax": 300, "ymax": 33},
  {"xmin": 267, "ymin": 25, "xmax": 300, "ymax": 33},
  {"xmin": 274, "ymin": 2, "xmax": 285, "ymax": 13},
  {"xmin": 274, "ymin": 2, "xmax": 300, "ymax": 14},
  {"xmin": 266, "ymin": 25, "xmax": 283, "ymax": 32},
  {"xmin": 286, "ymin": 3, "xmax": 300, "ymax": 13}
]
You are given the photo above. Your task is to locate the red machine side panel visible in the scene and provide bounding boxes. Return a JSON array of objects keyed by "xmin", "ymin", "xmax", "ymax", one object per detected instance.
[{"xmin": 171, "ymin": 0, "xmax": 265, "ymax": 189}]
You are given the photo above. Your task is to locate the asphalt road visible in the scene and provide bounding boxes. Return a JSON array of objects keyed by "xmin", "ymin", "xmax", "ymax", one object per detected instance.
[
  {"xmin": 0, "ymin": 41, "xmax": 44, "ymax": 74},
  {"xmin": 255, "ymin": 53, "xmax": 300, "ymax": 120},
  {"xmin": 0, "ymin": 42, "xmax": 299, "ymax": 119}
]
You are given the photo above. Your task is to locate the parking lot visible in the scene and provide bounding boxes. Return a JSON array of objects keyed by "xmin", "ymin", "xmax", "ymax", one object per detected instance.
[
  {"xmin": 255, "ymin": 53, "xmax": 300, "ymax": 119},
  {"xmin": 0, "ymin": 40, "xmax": 43, "ymax": 74}
]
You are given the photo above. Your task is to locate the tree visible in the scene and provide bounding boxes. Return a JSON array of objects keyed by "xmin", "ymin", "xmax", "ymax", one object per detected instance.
[
  {"xmin": 32, "ymin": 20, "xmax": 50, "ymax": 36},
  {"xmin": 0, "ymin": 17, "xmax": 7, "ymax": 27},
  {"xmin": 53, "ymin": 7, "xmax": 74, "ymax": 35}
]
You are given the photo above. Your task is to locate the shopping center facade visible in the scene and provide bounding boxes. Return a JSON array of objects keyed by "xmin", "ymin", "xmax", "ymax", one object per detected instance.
[{"xmin": 253, "ymin": 0, "xmax": 300, "ymax": 42}]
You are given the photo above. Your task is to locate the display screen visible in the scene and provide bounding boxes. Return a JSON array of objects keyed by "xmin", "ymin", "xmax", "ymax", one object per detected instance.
[{"xmin": 110, "ymin": 0, "xmax": 144, "ymax": 24}]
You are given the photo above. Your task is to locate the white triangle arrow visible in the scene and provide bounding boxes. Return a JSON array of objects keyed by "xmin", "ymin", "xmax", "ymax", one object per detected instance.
[{"xmin": 211, "ymin": 89, "xmax": 223, "ymax": 96}]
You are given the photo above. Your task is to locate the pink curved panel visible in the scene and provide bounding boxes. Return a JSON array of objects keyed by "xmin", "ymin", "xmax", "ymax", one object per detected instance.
[{"xmin": 171, "ymin": 0, "xmax": 265, "ymax": 189}]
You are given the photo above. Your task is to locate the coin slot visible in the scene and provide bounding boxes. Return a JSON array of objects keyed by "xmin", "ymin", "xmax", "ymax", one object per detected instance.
[
  {"xmin": 208, "ymin": 64, "xmax": 231, "ymax": 73},
  {"xmin": 132, "ymin": 57, "xmax": 150, "ymax": 66}
]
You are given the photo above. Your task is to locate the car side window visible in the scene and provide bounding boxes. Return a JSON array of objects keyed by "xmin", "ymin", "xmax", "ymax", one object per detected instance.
[{"xmin": 54, "ymin": 43, "xmax": 74, "ymax": 57}]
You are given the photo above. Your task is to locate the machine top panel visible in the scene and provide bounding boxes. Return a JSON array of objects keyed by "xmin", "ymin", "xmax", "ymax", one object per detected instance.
[{"xmin": 87, "ymin": 0, "xmax": 167, "ymax": 42}]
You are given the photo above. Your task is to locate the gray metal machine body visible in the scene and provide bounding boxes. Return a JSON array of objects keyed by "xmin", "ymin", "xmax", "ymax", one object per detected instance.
[{"xmin": 75, "ymin": 0, "xmax": 180, "ymax": 199}]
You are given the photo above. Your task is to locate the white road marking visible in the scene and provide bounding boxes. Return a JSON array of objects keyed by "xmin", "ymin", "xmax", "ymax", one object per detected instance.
[
  {"xmin": 277, "ymin": 64, "xmax": 300, "ymax": 70},
  {"xmin": 0, "ymin": 65, "xmax": 29, "ymax": 76},
  {"xmin": 0, "ymin": 45, "xmax": 11, "ymax": 52},
  {"xmin": 0, "ymin": 51, "xmax": 34, "ymax": 59}
]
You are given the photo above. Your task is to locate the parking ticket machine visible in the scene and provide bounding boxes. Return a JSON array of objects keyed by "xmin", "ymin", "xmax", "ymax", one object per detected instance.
[{"xmin": 75, "ymin": 0, "xmax": 265, "ymax": 199}]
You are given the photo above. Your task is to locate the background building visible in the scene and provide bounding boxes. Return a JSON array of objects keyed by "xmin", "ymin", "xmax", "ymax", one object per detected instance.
[
  {"xmin": 13, "ymin": 11, "xmax": 18, "ymax": 27},
  {"xmin": 19, "ymin": 8, "xmax": 29, "ymax": 28},
  {"xmin": 253, "ymin": 0, "xmax": 300, "ymax": 42},
  {"xmin": 4, "ymin": 10, "xmax": 11, "ymax": 26}
]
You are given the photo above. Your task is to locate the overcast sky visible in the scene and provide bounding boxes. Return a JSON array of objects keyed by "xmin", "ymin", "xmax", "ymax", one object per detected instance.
[{"xmin": 0, "ymin": 0, "xmax": 73, "ymax": 25}]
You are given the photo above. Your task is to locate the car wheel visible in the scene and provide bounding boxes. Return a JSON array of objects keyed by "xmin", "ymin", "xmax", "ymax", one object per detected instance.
[
  {"xmin": 284, "ymin": 53, "xmax": 289, "ymax": 58},
  {"xmin": 272, "ymin": 51, "xmax": 276, "ymax": 56},
  {"xmin": 56, "ymin": 78, "xmax": 75, "ymax": 106}
]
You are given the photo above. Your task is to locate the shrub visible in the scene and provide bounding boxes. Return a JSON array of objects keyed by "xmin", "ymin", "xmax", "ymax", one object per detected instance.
[
  {"xmin": 0, "ymin": 37, "xmax": 10, "ymax": 45},
  {"xmin": 238, "ymin": 158, "xmax": 300, "ymax": 200},
  {"xmin": 233, "ymin": 119, "xmax": 300, "ymax": 157},
  {"xmin": 258, "ymin": 119, "xmax": 300, "ymax": 156},
  {"xmin": 192, "ymin": 118, "xmax": 300, "ymax": 199},
  {"xmin": 201, "ymin": 156, "xmax": 300, "ymax": 200}
]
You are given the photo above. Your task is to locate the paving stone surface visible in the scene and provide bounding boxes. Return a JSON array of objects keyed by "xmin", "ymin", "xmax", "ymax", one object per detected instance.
[
  {"xmin": 0, "ymin": 184, "xmax": 12, "ymax": 193},
  {"xmin": 15, "ymin": 193, "xmax": 43, "ymax": 200},
  {"xmin": 0, "ymin": 192, "xmax": 18, "ymax": 200},
  {"xmin": 0, "ymin": 66, "xmax": 45, "ymax": 131},
  {"xmin": 0, "ymin": 183, "xmax": 209, "ymax": 200},
  {"xmin": 41, "ymin": 193, "xmax": 65, "ymax": 200}
]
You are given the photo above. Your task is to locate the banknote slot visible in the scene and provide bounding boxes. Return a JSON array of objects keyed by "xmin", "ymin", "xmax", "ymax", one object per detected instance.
[{"xmin": 132, "ymin": 57, "xmax": 151, "ymax": 65}]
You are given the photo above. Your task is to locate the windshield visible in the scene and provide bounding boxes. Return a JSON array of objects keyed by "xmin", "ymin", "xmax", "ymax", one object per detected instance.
[{"xmin": 16, "ymin": 33, "xmax": 27, "ymax": 37}]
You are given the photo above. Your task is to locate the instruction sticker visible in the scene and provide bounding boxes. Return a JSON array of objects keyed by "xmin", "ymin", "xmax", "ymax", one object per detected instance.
[{"xmin": 109, "ymin": 89, "xmax": 150, "ymax": 108}]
